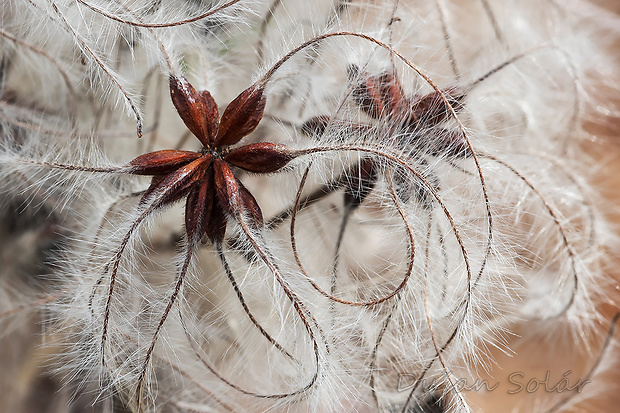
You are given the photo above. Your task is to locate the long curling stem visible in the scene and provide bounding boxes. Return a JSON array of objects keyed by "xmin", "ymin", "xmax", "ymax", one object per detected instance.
[{"xmin": 217, "ymin": 245, "xmax": 299, "ymax": 363}]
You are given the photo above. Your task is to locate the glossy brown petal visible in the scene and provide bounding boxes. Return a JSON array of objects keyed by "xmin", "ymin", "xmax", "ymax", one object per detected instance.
[
  {"xmin": 224, "ymin": 142, "xmax": 294, "ymax": 173},
  {"xmin": 170, "ymin": 76, "xmax": 219, "ymax": 145},
  {"xmin": 185, "ymin": 168, "xmax": 214, "ymax": 243},
  {"xmin": 410, "ymin": 87, "xmax": 464, "ymax": 128},
  {"xmin": 214, "ymin": 86, "xmax": 266, "ymax": 147},
  {"xmin": 213, "ymin": 159, "xmax": 263, "ymax": 228},
  {"xmin": 139, "ymin": 156, "xmax": 209, "ymax": 208},
  {"xmin": 127, "ymin": 150, "xmax": 202, "ymax": 175}
]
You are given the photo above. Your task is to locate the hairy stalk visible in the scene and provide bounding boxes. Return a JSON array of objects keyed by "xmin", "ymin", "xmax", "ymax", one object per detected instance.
[
  {"xmin": 106, "ymin": 0, "xmax": 176, "ymax": 72},
  {"xmin": 291, "ymin": 145, "xmax": 472, "ymax": 307},
  {"xmin": 100, "ymin": 205, "xmax": 159, "ymax": 365},
  {"xmin": 435, "ymin": 0, "xmax": 460, "ymax": 82},
  {"xmin": 421, "ymin": 222, "xmax": 468, "ymax": 412},
  {"xmin": 76, "ymin": 0, "xmax": 244, "ymax": 28},
  {"xmin": 179, "ymin": 221, "xmax": 323, "ymax": 399},
  {"xmin": 17, "ymin": 159, "xmax": 120, "ymax": 173},
  {"xmin": 290, "ymin": 165, "xmax": 414, "ymax": 306},
  {"xmin": 0, "ymin": 28, "xmax": 79, "ymax": 115},
  {"xmin": 328, "ymin": 202, "xmax": 352, "ymax": 330},
  {"xmin": 479, "ymin": 0, "xmax": 504, "ymax": 43},
  {"xmin": 256, "ymin": 30, "xmax": 493, "ymax": 303},
  {"xmin": 256, "ymin": 0, "xmax": 283, "ymax": 65},
  {"xmin": 44, "ymin": 0, "xmax": 144, "ymax": 137},
  {"xmin": 88, "ymin": 191, "xmax": 146, "ymax": 318},
  {"xmin": 289, "ymin": 144, "xmax": 475, "ymax": 411}
]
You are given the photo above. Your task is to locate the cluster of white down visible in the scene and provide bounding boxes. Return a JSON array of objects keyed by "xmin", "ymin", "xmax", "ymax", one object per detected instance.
[{"xmin": 0, "ymin": 0, "xmax": 618, "ymax": 412}]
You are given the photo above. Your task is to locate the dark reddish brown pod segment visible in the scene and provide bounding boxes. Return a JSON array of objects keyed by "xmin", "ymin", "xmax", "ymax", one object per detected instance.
[
  {"xmin": 215, "ymin": 86, "xmax": 266, "ymax": 147},
  {"xmin": 213, "ymin": 159, "xmax": 263, "ymax": 228},
  {"xmin": 225, "ymin": 142, "xmax": 294, "ymax": 173},
  {"xmin": 128, "ymin": 150, "xmax": 202, "ymax": 175},
  {"xmin": 184, "ymin": 167, "xmax": 215, "ymax": 242},
  {"xmin": 169, "ymin": 76, "xmax": 219, "ymax": 146},
  {"xmin": 349, "ymin": 65, "xmax": 407, "ymax": 120},
  {"xmin": 410, "ymin": 87, "xmax": 464, "ymax": 127}
]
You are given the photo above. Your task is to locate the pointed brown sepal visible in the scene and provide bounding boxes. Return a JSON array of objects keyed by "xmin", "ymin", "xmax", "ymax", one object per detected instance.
[
  {"xmin": 169, "ymin": 76, "xmax": 219, "ymax": 146},
  {"xmin": 214, "ymin": 86, "xmax": 266, "ymax": 147},
  {"xmin": 185, "ymin": 168, "xmax": 214, "ymax": 244},
  {"xmin": 127, "ymin": 150, "xmax": 202, "ymax": 175},
  {"xmin": 410, "ymin": 87, "xmax": 464, "ymax": 128},
  {"xmin": 224, "ymin": 142, "xmax": 294, "ymax": 173},
  {"xmin": 207, "ymin": 199, "xmax": 228, "ymax": 246},
  {"xmin": 349, "ymin": 66, "xmax": 387, "ymax": 120},
  {"xmin": 344, "ymin": 158, "xmax": 377, "ymax": 210},
  {"xmin": 237, "ymin": 179, "xmax": 263, "ymax": 229},
  {"xmin": 139, "ymin": 157, "xmax": 209, "ymax": 209},
  {"xmin": 376, "ymin": 72, "xmax": 409, "ymax": 121},
  {"xmin": 428, "ymin": 129, "xmax": 471, "ymax": 158},
  {"xmin": 213, "ymin": 159, "xmax": 263, "ymax": 229}
]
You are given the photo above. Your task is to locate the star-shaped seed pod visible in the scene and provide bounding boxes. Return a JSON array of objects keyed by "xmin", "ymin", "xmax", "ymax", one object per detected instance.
[
  {"xmin": 303, "ymin": 66, "xmax": 468, "ymax": 156},
  {"xmin": 348, "ymin": 64, "xmax": 469, "ymax": 158},
  {"xmin": 106, "ymin": 76, "xmax": 300, "ymax": 408},
  {"xmin": 126, "ymin": 76, "xmax": 295, "ymax": 246},
  {"xmin": 303, "ymin": 67, "xmax": 459, "ymax": 209}
]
